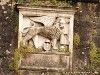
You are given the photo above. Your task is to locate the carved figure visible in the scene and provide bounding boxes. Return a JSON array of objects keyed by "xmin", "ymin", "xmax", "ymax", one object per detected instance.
[
  {"xmin": 22, "ymin": 19, "xmax": 61, "ymax": 50},
  {"xmin": 22, "ymin": 16, "xmax": 70, "ymax": 51},
  {"xmin": 59, "ymin": 17, "xmax": 70, "ymax": 49}
]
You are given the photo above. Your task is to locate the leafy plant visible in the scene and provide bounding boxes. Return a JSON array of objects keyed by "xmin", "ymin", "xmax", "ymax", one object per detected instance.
[
  {"xmin": 89, "ymin": 41, "xmax": 100, "ymax": 73},
  {"xmin": 73, "ymin": 33, "xmax": 80, "ymax": 48},
  {"xmin": 87, "ymin": 65, "xmax": 95, "ymax": 72},
  {"xmin": 94, "ymin": 51, "xmax": 100, "ymax": 65},
  {"xmin": 90, "ymin": 41, "xmax": 97, "ymax": 63},
  {"xmin": 63, "ymin": 1, "xmax": 72, "ymax": 7},
  {"xmin": 9, "ymin": 42, "xmax": 42, "ymax": 71},
  {"xmin": 9, "ymin": 48, "xmax": 20, "ymax": 71},
  {"xmin": 11, "ymin": 11, "xmax": 19, "ymax": 33},
  {"xmin": 57, "ymin": 46, "xmax": 70, "ymax": 54},
  {"xmin": 17, "ymin": 0, "xmax": 72, "ymax": 7},
  {"xmin": 17, "ymin": 0, "xmax": 24, "ymax": 3},
  {"xmin": 51, "ymin": 0, "xmax": 57, "ymax": 4}
]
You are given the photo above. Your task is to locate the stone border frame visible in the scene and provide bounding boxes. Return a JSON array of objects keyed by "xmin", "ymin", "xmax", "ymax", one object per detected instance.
[{"xmin": 17, "ymin": 5, "xmax": 76, "ymax": 70}]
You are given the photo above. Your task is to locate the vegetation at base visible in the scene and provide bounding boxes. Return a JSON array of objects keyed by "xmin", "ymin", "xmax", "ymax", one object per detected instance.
[
  {"xmin": 73, "ymin": 33, "xmax": 80, "ymax": 48},
  {"xmin": 57, "ymin": 46, "xmax": 70, "ymax": 54},
  {"xmin": 9, "ymin": 42, "xmax": 42, "ymax": 72},
  {"xmin": 90, "ymin": 41, "xmax": 97, "ymax": 62},
  {"xmin": 60, "ymin": 72, "xmax": 65, "ymax": 75},
  {"xmin": 9, "ymin": 48, "xmax": 20, "ymax": 71},
  {"xmin": 17, "ymin": 0, "xmax": 72, "ymax": 7},
  {"xmin": 11, "ymin": 11, "xmax": 19, "ymax": 33},
  {"xmin": 17, "ymin": 0, "xmax": 24, "ymax": 3},
  {"xmin": 88, "ymin": 41, "xmax": 100, "ymax": 72},
  {"xmin": 86, "ymin": 65, "xmax": 95, "ymax": 72},
  {"xmin": 51, "ymin": 0, "xmax": 57, "ymax": 4}
]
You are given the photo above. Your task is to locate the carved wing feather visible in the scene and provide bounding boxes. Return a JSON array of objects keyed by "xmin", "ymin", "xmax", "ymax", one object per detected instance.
[{"xmin": 29, "ymin": 16, "xmax": 56, "ymax": 27}]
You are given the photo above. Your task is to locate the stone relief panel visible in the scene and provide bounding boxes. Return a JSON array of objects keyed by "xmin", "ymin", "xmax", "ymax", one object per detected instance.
[
  {"xmin": 21, "ymin": 15, "xmax": 71, "ymax": 52},
  {"xmin": 17, "ymin": 6, "xmax": 75, "ymax": 70}
]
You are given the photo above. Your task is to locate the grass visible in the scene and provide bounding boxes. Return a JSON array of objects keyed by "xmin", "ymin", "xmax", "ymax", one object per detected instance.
[
  {"xmin": 9, "ymin": 42, "xmax": 42, "ymax": 72},
  {"xmin": 57, "ymin": 46, "xmax": 70, "ymax": 54},
  {"xmin": 17, "ymin": 0, "xmax": 72, "ymax": 7},
  {"xmin": 88, "ymin": 41, "xmax": 100, "ymax": 73},
  {"xmin": 11, "ymin": 11, "xmax": 19, "ymax": 33},
  {"xmin": 73, "ymin": 33, "xmax": 80, "ymax": 48}
]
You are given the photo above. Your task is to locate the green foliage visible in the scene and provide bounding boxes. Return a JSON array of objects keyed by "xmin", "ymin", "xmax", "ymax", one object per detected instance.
[
  {"xmin": 63, "ymin": 1, "xmax": 72, "ymax": 7},
  {"xmin": 11, "ymin": 11, "xmax": 19, "ymax": 33},
  {"xmin": 9, "ymin": 42, "xmax": 42, "ymax": 71},
  {"xmin": 9, "ymin": 49, "xmax": 20, "ymax": 71},
  {"xmin": 89, "ymin": 41, "xmax": 100, "ymax": 72},
  {"xmin": 57, "ymin": 46, "xmax": 69, "ymax": 54},
  {"xmin": 19, "ymin": 45, "xmax": 42, "ymax": 58},
  {"xmin": 87, "ymin": 65, "xmax": 95, "ymax": 72},
  {"xmin": 17, "ymin": 0, "xmax": 72, "ymax": 7},
  {"xmin": 60, "ymin": 72, "xmax": 65, "ymax": 75},
  {"xmin": 95, "ymin": 51, "xmax": 100, "ymax": 65},
  {"xmin": 51, "ymin": 0, "xmax": 57, "ymax": 4},
  {"xmin": 90, "ymin": 41, "xmax": 97, "ymax": 62},
  {"xmin": 73, "ymin": 33, "xmax": 80, "ymax": 48},
  {"xmin": 17, "ymin": 0, "xmax": 24, "ymax": 3}
]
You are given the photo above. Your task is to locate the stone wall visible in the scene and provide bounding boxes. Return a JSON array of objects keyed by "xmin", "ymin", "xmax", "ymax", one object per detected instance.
[
  {"xmin": 73, "ymin": 2, "xmax": 100, "ymax": 74},
  {"xmin": 0, "ymin": 0, "xmax": 17, "ymax": 75},
  {"xmin": 74, "ymin": 2, "xmax": 100, "ymax": 48},
  {"xmin": 0, "ymin": 0, "xmax": 99, "ymax": 75}
]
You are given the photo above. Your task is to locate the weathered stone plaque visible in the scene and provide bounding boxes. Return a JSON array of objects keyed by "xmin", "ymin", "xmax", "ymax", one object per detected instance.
[
  {"xmin": 19, "ymin": 53, "xmax": 69, "ymax": 71},
  {"xmin": 17, "ymin": 5, "xmax": 75, "ymax": 71}
]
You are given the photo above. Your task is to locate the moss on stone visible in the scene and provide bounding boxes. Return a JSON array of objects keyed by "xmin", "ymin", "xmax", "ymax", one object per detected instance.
[
  {"xmin": 57, "ymin": 46, "xmax": 70, "ymax": 54},
  {"xmin": 11, "ymin": 11, "xmax": 19, "ymax": 33},
  {"xmin": 90, "ymin": 41, "xmax": 97, "ymax": 62},
  {"xmin": 17, "ymin": 0, "xmax": 72, "ymax": 7},
  {"xmin": 73, "ymin": 33, "xmax": 80, "ymax": 48},
  {"xmin": 9, "ymin": 42, "xmax": 42, "ymax": 72},
  {"xmin": 89, "ymin": 41, "xmax": 100, "ymax": 72}
]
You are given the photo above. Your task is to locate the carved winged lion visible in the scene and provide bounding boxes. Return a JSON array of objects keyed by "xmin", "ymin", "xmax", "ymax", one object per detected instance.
[{"xmin": 22, "ymin": 16, "xmax": 61, "ymax": 50}]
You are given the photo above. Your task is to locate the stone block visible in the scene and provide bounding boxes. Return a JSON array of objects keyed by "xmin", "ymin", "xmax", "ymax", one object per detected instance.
[
  {"xmin": 95, "ymin": 17, "xmax": 100, "ymax": 23},
  {"xmin": 96, "ymin": 23, "xmax": 100, "ymax": 29},
  {"xmin": 92, "ymin": 36, "xmax": 100, "ymax": 48},
  {"xmin": 80, "ymin": 35, "xmax": 91, "ymax": 41},
  {"xmin": 95, "ymin": 43, "xmax": 100, "ymax": 48},
  {"xmin": 95, "ymin": 12, "xmax": 100, "ymax": 17},
  {"xmin": 92, "ymin": 36, "xmax": 100, "ymax": 43},
  {"xmin": 19, "ymin": 52, "xmax": 70, "ymax": 72},
  {"xmin": 96, "ymin": 29, "xmax": 100, "ymax": 36},
  {"xmin": 21, "ymin": 70, "xmax": 62, "ymax": 75}
]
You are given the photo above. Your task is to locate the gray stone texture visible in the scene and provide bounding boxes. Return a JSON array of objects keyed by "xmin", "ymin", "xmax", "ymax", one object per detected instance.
[
  {"xmin": 73, "ymin": 2, "xmax": 100, "ymax": 74},
  {"xmin": 19, "ymin": 53, "xmax": 69, "ymax": 71},
  {"xmin": 0, "ymin": 0, "xmax": 17, "ymax": 75},
  {"xmin": 92, "ymin": 36, "xmax": 100, "ymax": 48},
  {"xmin": 0, "ymin": 1, "xmax": 99, "ymax": 75}
]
